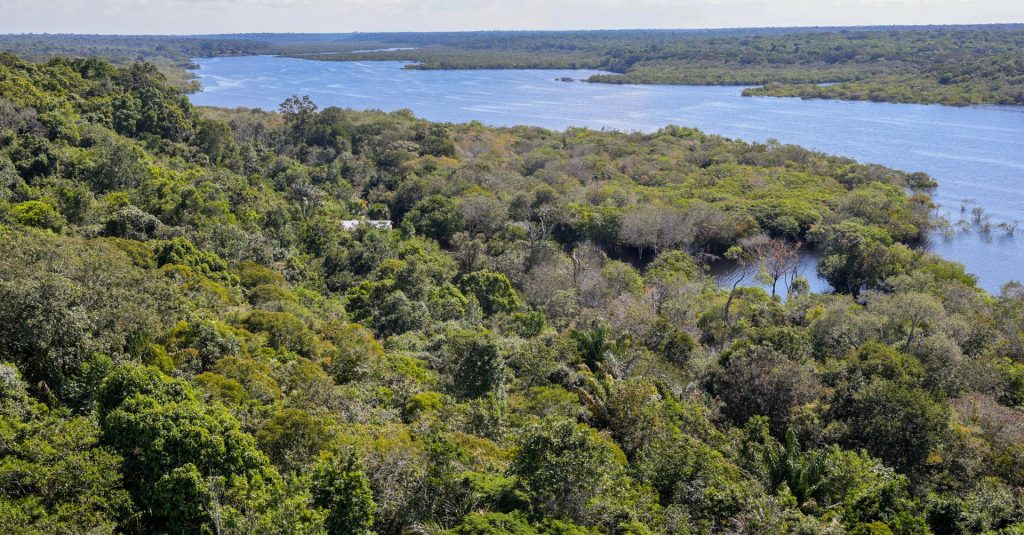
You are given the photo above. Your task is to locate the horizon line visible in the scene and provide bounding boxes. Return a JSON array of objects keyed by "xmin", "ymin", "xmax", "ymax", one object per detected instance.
[{"xmin": 3, "ymin": 21, "xmax": 1024, "ymax": 38}]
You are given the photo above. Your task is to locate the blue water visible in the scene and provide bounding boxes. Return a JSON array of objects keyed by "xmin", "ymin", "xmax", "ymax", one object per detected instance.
[{"xmin": 189, "ymin": 55, "xmax": 1024, "ymax": 293}]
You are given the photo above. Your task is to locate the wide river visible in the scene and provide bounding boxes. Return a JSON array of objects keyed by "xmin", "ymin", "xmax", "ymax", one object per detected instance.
[{"xmin": 189, "ymin": 55, "xmax": 1024, "ymax": 293}]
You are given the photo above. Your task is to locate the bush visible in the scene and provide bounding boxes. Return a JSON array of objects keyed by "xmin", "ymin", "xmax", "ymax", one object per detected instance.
[{"xmin": 12, "ymin": 199, "xmax": 64, "ymax": 231}]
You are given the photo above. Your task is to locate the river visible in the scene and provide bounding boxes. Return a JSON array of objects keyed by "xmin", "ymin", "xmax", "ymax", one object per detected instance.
[{"xmin": 188, "ymin": 55, "xmax": 1024, "ymax": 294}]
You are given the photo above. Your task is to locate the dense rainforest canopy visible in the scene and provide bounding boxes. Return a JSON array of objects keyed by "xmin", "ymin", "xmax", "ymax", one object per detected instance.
[
  {"xmin": 1, "ymin": 53, "xmax": 1024, "ymax": 534},
  {"xmin": 3, "ymin": 25, "xmax": 1024, "ymax": 106}
]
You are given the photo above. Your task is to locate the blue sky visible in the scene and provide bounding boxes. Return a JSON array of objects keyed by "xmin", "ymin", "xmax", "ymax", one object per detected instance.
[{"xmin": 1, "ymin": 0, "xmax": 1021, "ymax": 34}]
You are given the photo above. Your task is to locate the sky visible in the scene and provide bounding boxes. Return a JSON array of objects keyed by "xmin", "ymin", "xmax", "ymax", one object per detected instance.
[{"xmin": 0, "ymin": 0, "xmax": 1022, "ymax": 35}]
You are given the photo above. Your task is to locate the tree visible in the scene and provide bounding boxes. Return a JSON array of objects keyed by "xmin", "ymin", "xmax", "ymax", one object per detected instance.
[
  {"xmin": 311, "ymin": 448, "xmax": 376, "ymax": 535},
  {"xmin": 618, "ymin": 205, "xmax": 690, "ymax": 259},
  {"xmin": 153, "ymin": 237, "xmax": 237, "ymax": 286},
  {"xmin": 280, "ymin": 95, "xmax": 318, "ymax": 140},
  {"xmin": 753, "ymin": 238, "xmax": 803, "ymax": 298},
  {"xmin": 321, "ymin": 322, "xmax": 384, "ymax": 384},
  {"xmin": 810, "ymin": 221, "xmax": 914, "ymax": 295},
  {"xmin": 0, "ymin": 229, "xmax": 172, "ymax": 401},
  {"xmin": 103, "ymin": 205, "xmax": 163, "ymax": 240},
  {"xmin": 714, "ymin": 345, "xmax": 821, "ymax": 435},
  {"xmin": 11, "ymin": 200, "xmax": 64, "ymax": 231},
  {"xmin": 509, "ymin": 419, "xmax": 625, "ymax": 522},
  {"xmin": 460, "ymin": 194, "xmax": 507, "ymax": 236},
  {"xmin": 459, "ymin": 270, "xmax": 522, "ymax": 315},
  {"xmin": 257, "ymin": 408, "xmax": 331, "ymax": 474},
  {"xmin": 405, "ymin": 195, "xmax": 464, "ymax": 244},
  {"xmin": 445, "ymin": 512, "xmax": 590, "ymax": 534},
  {"xmin": 194, "ymin": 117, "xmax": 237, "ymax": 165},
  {"xmin": 242, "ymin": 310, "xmax": 318, "ymax": 357},
  {"xmin": 573, "ymin": 319, "xmax": 615, "ymax": 370},
  {"xmin": 866, "ymin": 291, "xmax": 947, "ymax": 353},
  {"xmin": 832, "ymin": 379, "xmax": 948, "ymax": 474},
  {"xmin": 96, "ymin": 364, "xmax": 288, "ymax": 532},
  {"xmin": 374, "ymin": 289, "xmax": 430, "ymax": 336},
  {"xmin": 720, "ymin": 239, "xmax": 761, "ymax": 324},
  {"xmin": 447, "ymin": 329, "xmax": 508, "ymax": 399},
  {"xmin": 0, "ymin": 363, "xmax": 132, "ymax": 534}
]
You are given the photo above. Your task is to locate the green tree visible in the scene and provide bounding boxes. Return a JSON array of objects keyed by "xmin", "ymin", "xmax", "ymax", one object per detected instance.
[
  {"xmin": 11, "ymin": 200, "xmax": 64, "ymax": 231},
  {"xmin": 405, "ymin": 194, "xmax": 464, "ymax": 244},
  {"xmin": 153, "ymin": 237, "xmax": 238, "ymax": 286},
  {"xmin": 510, "ymin": 418, "xmax": 625, "ymax": 522},
  {"xmin": 447, "ymin": 329, "xmax": 508, "ymax": 399},
  {"xmin": 257, "ymin": 408, "xmax": 331, "ymax": 473},
  {"xmin": 311, "ymin": 448, "xmax": 376, "ymax": 535},
  {"xmin": 0, "ymin": 229, "xmax": 172, "ymax": 401},
  {"xmin": 97, "ymin": 364, "xmax": 286, "ymax": 532},
  {"xmin": 810, "ymin": 220, "xmax": 915, "ymax": 295},
  {"xmin": 459, "ymin": 270, "xmax": 522, "ymax": 315},
  {"xmin": 0, "ymin": 363, "xmax": 132, "ymax": 534},
  {"xmin": 832, "ymin": 379, "xmax": 948, "ymax": 474},
  {"xmin": 714, "ymin": 345, "xmax": 821, "ymax": 436}
]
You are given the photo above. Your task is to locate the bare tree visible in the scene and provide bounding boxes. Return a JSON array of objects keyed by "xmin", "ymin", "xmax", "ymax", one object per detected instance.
[
  {"xmin": 721, "ymin": 251, "xmax": 756, "ymax": 325},
  {"xmin": 619, "ymin": 205, "xmax": 691, "ymax": 259},
  {"xmin": 719, "ymin": 234, "xmax": 800, "ymax": 321},
  {"xmin": 756, "ymin": 239, "xmax": 803, "ymax": 298}
]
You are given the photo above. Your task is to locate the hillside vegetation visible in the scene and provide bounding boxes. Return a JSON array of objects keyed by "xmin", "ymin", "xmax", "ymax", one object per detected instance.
[{"xmin": 2, "ymin": 53, "xmax": 1024, "ymax": 534}]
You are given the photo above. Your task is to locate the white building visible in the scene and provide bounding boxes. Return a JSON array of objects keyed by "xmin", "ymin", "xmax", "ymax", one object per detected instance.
[{"xmin": 341, "ymin": 219, "xmax": 393, "ymax": 231}]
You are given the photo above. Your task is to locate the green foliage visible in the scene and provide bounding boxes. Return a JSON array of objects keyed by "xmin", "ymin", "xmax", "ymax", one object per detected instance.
[
  {"xmin": 257, "ymin": 408, "xmax": 332, "ymax": 473},
  {"xmin": 406, "ymin": 194, "xmax": 463, "ymax": 243},
  {"xmin": 447, "ymin": 329, "xmax": 508, "ymax": 399},
  {"xmin": 0, "ymin": 53, "xmax": 1021, "ymax": 534},
  {"xmin": 11, "ymin": 200, "xmax": 64, "ymax": 231},
  {"xmin": 444, "ymin": 511, "xmax": 591, "ymax": 534},
  {"xmin": 811, "ymin": 220, "xmax": 917, "ymax": 294},
  {"xmin": 0, "ymin": 229, "xmax": 172, "ymax": 400},
  {"xmin": 832, "ymin": 379, "xmax": 949, "ymax": 474},
  {"xmin": 154, "ymin": 237, "xmax": 238, "ymax": 286},
  {"xmin": 322, "ymin": 322, "xmax": 384, "ymax": 383},
  {"xmin": 311, "ymin": 448, "xmax": 376, "ymax": 535},
  {"xmin": 644, "ymin": 249, "xmax": 700, "ymax": 285},
  {"xmin": 460, "ymin": 270, "xmax": 522, "ymax": 315},
  {"xmin": 96, "ymin": 364, "xmax": 291, "ymax": 532},
  {"xmin": 0, "ymin": 363, "xmax": 132, "ymax": 534},
  {"xmin": 714, "ymin": 345, "xmax": 821, "ymax": 435},
  {"xmin": 243, "ymin": 310, "xmax": 318, "ymax": 357},
  {"xmin": 165, "ymin": 319, "xmax": 244, "ymax": 373},
  {"xmin": 510, "ymin": 419, "xmax": 628, "ymax": 523}
]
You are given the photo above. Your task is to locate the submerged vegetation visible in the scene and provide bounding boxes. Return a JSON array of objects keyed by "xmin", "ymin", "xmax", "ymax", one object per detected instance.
[{"xmin": 2, "ymin": 53, "xmax": 1024, "ymax": 534}]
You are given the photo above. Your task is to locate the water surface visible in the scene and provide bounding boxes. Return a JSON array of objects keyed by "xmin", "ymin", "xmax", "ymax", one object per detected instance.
[{"xmin": 189, "ymin": 56, "xmax": 1024, "ymax": 293}]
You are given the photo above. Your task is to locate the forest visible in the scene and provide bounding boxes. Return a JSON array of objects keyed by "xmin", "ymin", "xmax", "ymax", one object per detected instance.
[
  {"xmin": 0, "ymin": 34, "xmax": 271, "ymax": 90},
  {"xmin": 281, "ymin": 26, "xmax": 1024, "ymax": 106},
  {"xmin": 4, "ymin": 25, "xmax": 1024, "ymax": 106},
  {"xmin": 1, "ymin": 52, "xmax": 1024, "ymax": 534}
]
